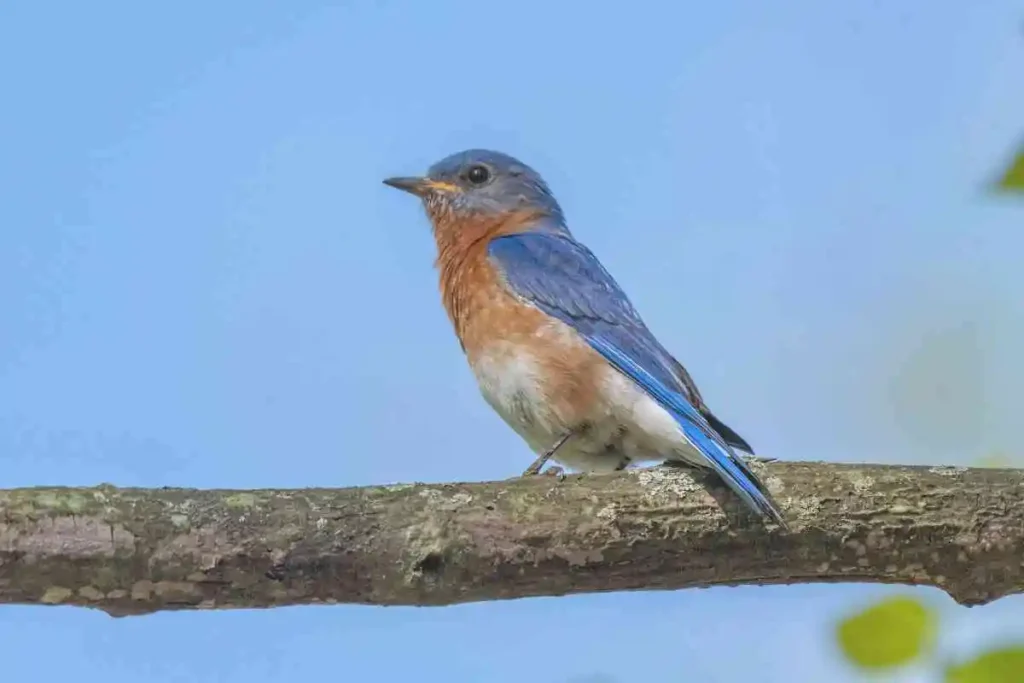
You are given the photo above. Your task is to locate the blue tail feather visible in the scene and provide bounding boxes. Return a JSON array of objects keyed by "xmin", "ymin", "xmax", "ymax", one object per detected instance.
[{"xmin": 587, "ymin": 336, "xmax": 786, "ymax": 527}]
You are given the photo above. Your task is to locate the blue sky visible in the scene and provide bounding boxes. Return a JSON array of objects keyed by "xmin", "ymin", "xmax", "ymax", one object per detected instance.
[{"xmin": 2, "ymin": 2, "xmax": 1023, "ymax": 681}]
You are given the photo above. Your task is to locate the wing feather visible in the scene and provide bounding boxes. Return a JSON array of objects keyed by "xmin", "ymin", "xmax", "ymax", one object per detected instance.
[{"xmin": 488, "ymin": 232, "xmax": 783, "ymax": 524}]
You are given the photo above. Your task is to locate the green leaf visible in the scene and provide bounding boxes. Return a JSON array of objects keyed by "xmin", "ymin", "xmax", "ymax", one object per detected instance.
[
  {"xmin": 996, "ymin": 145, "xmax": 1024, "ymax": 193},
  {"xmin": 836, "ymin": 596, "xmax": 936, "ymax": 670},
  {"xmin": 946, "ymin": 647, "xmax": 1024, "ymax": 683},
  {"xmin": 976, "ymin": 451, "xmax": 1024, "ymax": 468}
]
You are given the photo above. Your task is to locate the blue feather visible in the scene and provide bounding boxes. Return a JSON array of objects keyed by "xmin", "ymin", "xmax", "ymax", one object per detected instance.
[
  {"xmin": 489, "ymin": 232, "xmax": 785, "ymax": 526},
  {"xmin": 587, "ymin": 336, "xmax": 784, "ymax": 525}
]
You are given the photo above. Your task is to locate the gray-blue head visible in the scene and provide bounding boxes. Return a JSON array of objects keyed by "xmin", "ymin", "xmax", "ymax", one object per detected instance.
[{"xmin": 383, "ymin": 149, "xmax": 566, "ymax": 228}]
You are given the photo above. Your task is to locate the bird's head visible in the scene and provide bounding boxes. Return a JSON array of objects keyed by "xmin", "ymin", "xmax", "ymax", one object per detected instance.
[{"xmin": 383, "ymin": 149, "xmax": 566, "ymax": 235}]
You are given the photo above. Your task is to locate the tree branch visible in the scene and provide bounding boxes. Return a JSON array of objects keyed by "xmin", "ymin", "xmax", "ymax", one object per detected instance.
[{"xmin": 1, "ymin": 460, "xmax": 1021, "ymax": 617}]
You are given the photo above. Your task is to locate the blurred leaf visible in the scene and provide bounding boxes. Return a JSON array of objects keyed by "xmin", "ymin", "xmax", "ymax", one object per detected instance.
[
  {"xmin": 996, "ymin": 144, "xmax": 1024, "ymax": 193},
  {"xmin": 976, "ymin": 451, "xmax": 1021, "ymax": 468},
  {"xmin": 946, "ymin": 646, "xmax": 1024, "ymax": 683},
  {"xmin": 836, "ymin": 596, "xmax": 936, "ymax": 670}
]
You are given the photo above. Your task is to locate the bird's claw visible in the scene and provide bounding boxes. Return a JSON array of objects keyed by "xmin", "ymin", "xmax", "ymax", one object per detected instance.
[
  {"xmin": 521, "ymin": 462, "xmax": 546, "ymax": 477},
  {"xmin": 542, "ymin": 465, "xmax": 566, "ymax": 480},
  {"xmin": 520, "ymin": 464, "xmax": 566, "ymax": 481},
  {"xmin": 521, "ymin": 433, "xmax": 572, "ymax": 477}
]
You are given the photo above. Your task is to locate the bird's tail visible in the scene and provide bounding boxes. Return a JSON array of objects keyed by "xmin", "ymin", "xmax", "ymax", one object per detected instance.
[
  {"xmin": 673, "ymin": 418, "xmax": 787, "ymax": 528},
  {"xmin": 586, "ymin": 336, "xmax": 786, "ymax": 527},
  {"xmin": 703, "ymin": 410, "xmax": 755, "ymax": 454}
]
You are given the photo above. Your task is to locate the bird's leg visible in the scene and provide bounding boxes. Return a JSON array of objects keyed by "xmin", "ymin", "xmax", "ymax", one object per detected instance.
[
  {"xmin": 522, "ymin": 432, "xmax": 573, "ymax": 476},
  {"xmin": 613, "ymin": 455, "xmax": 632, "ymax": 471}
]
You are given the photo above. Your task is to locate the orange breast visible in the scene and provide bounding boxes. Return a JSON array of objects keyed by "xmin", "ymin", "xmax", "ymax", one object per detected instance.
[
  {"xmin": 432, "ymin": 214, "xmax": 606, "ymax": 425},
  {"xmin": 441, "ymin": 247, "xmax": 546, "ymax": 358}
]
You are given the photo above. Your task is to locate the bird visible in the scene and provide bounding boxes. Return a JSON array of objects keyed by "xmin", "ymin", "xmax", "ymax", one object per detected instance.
[{"xmin": 383, "ymin": 149, "xmax": 785, "ymax": 526}]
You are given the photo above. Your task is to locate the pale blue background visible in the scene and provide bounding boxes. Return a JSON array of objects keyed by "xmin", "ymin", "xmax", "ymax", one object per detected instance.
[{"xmin": 2, "ymin": 2, "xmax": 1023, "ymax": 681}]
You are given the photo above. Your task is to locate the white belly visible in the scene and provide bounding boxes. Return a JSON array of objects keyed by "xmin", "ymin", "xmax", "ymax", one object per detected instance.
[
  {"xmin": 470, "ymin": 340, "xmax": 562, "ymax": 451},
  {"xmin": 470, "ymin": 340, "xmax": 706, "ymax": 473}
]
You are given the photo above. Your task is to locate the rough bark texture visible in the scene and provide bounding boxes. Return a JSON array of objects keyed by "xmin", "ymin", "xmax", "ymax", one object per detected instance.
[{"xmin": 1, "ymin": 461, "xmax": 1022, "ymax": 617}]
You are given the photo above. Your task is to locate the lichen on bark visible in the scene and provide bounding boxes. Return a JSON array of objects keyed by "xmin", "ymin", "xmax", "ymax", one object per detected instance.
[{"xmin": 1, "ymin": 461, "xmax": 1022, "ymax": 616}]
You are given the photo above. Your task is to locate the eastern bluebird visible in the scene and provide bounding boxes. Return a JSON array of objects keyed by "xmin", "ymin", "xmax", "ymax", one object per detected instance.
[{"xmin": 384, "ymin": 149, "xmax": 785, "ymax": 526}]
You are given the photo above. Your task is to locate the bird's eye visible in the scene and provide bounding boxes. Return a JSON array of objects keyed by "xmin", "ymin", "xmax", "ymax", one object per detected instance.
[{"xmin": 465, "ymin": 164, "xmax": 491, "ymax": 185}]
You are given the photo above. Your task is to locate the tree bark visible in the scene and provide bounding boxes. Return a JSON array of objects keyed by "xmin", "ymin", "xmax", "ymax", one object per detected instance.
[{"xmin": 1, "ymin": 460, "xmax": 1021, "ymax": 617}]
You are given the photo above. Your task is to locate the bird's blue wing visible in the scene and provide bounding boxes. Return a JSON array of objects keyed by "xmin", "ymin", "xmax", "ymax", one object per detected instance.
[{"xmin": 488, "ymin": 232, "xmax": 784, "ymax": 525}]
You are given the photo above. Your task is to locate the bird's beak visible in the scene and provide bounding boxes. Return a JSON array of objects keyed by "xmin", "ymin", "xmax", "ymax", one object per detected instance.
[
  {"xmin": 383, "ymin": 176, "xmax": 461, "ymax": 197},
  {"xmin": 382, "ymin": 176, "xmax": 431, "ymax": 197}
]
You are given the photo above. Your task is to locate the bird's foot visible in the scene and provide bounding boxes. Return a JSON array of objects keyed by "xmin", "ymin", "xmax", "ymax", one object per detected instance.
[
  {"xmin": 542, "ymin": 465, "xmax": 566, "ymax": 481},
  {"xmin": 521, "ymin": 459, "xmax": 548, "ymax": 476},
  {"xmin": 521, "ymin": 432, "xmax": 573, "ymax": 476},
  {"xmin": 520, "ymin": 463, "xmax": 566, "ymax": 480}
]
